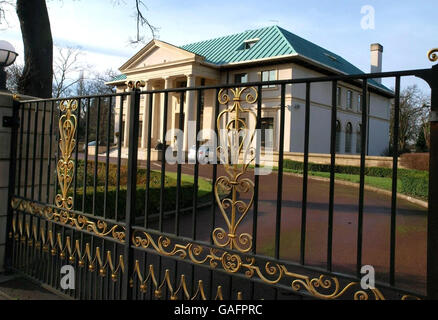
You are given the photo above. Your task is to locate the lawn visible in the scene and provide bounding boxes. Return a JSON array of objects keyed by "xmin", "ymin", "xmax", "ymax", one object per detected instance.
[
  {"xmin": 267, "ymin": 159, "xmax": 428, "ymax": 200},
  {"xmin": 283, "ymin": 168, "xmax": 401, "ymax": 194},
  {"xmin": 72, "ymin": 160, "xmax": 213, "ymax": 219}
]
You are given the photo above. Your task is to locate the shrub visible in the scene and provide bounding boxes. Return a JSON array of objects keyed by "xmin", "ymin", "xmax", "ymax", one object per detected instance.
[
  {"xmin": 74, "ymin": 183, "xmax": 204, "ymax": 220},
  {"xmin": 72, "ymin": 160, "xmax": 212, "ymax": 219}
]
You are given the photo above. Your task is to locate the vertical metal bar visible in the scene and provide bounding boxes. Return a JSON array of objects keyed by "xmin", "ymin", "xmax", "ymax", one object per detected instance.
[
  {"xmin": 249, "ymin": 84, "xmax": 262, "ymax": 299},
  {"xmin": 104, "ymin": 97, "xmax": 112, "ymax": 219},
  {"xmin": 157, "ymin": 91, "xmax": 169, "ymax": 290},
  {"xmin": 17, "ymin": 101, "xmax": 25, "ymax": 197},
  {"xmin": 274, "ymin": 84, "xmax": 286, "ymax": 260},
  {"xmin": 53, "ymin": 101, "xmax": 60, "ymax": 204},
  {"xmin": 82, "ymin": 98, "xmax": 91, "ymax": 213},
  {"xmin": 38, "ymin": 101, "xmax": 47, "ymax": 202},
  {"xmin": 23, "ymin": 103, "xmax": 32, "ymax": 275},
  {"xmin": 300, "ymin": 82, "xmax": 311, "ymax": 265},
  {"xmin": 31, "ymin": 101, "xmax": 39, "ymax": 200},
  {"xmin": 115, "ymin": 96, "xmax": 124, "ymax": 221},
  {"xmin": 144, "ymin": 93, "xmax": 153, "ymax": 228},
  {"xmin": 175, "ymin": 91, "xmax": 184, "ymax": 235},
  {"xmin": 122, "ymin": 88, "xmax": 140, "ymax": 300},
  {"xmin": 46, "ymin": 101, "xmax": 54, "ymax": 204},
  {"xmin": 389, "ymin": 76, "xmax": 401, "ymax": 286},
  {"xmin": 357, "ymin": 79, "xmax": 368, "ymax": 277},
  {"xmin": 159, "ymin": 92, "xmax": 168, "ymax": 232},
  {"xmin": 426, "ymin": 64, "xmax": 438, "ymax": 299},
  {"xmin": 29, "ymin": 101, "xmax": 39, "ymax": 278},
  {"xmin": 190, "ymin": 89, "xmax": 202, "ymax": 297},
  {"xmin": 92, "ymin": 97, "xmax": 101, "ymax": 216},
  {"xmin": 24, "ymin": 103, "xmax": 31, "ymax": 198},
  {"xmin": 327, "ymin": 80, "xmax": 338, "ymax": 272},
  {"xmin": 3, "ymin": 99, "xmax": 20, "ymax": 271},
  {"xmin": 192, "ymin": 89, "xmax": 202, "ymax": 240},
  {"xmin": 72, "ymin": 98, "xmax": 81, "ymax": 209},
  {"xmin": 252, "ymin": 85, "xmax": 262, "ymax": 254},
  {"xmin": 44, "ymin": 101, "xmax": 54, "ymax": 286},
  {"xmin": 209, "ymin": 88, "xmax": 220, "ymax": 299},
  {"xmin": 174, "ymin": 90, "xmax": 185, "ymax": 297}
]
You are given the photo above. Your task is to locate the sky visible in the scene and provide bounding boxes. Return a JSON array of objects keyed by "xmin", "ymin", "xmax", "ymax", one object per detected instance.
[{"xmin": 1, "ymin": 0, "xmax": 437, "ymax": 92}]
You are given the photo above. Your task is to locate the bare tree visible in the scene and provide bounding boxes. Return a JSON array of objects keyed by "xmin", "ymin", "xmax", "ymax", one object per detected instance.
[
  {"xmin": 131, "ymin": 0, "xmax": 159, "ymax": 43},
  {"xmin": 390, "ymin": 85, "xmax": 430, "ymax": 153},
  {"xmin": 0, "ymin": 0, "xmax": 157, "ymax": 97},
  {"xmin": 52, "ymin": 46, "xmax": 84, "ymax": 98}
]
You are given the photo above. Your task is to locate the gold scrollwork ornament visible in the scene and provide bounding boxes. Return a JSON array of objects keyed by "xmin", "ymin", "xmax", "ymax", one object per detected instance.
[
  {"xmin": 55, "ymin": 100, "xmax": 78, "ymax": 210},
  {"xmin": 213, "ymin": 87, "xmax": 258, "ymax": 253}
]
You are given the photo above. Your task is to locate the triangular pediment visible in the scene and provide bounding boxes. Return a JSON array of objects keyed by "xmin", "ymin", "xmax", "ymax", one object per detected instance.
[{"xmin": 120, "ymin": 40, "xmax": 199, "ymax": 71}]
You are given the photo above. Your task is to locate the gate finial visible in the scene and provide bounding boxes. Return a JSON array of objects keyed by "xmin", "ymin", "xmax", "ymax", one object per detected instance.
[{"xmin": 428, "ymin": 48, "xmax": 438, "ymax": 62}]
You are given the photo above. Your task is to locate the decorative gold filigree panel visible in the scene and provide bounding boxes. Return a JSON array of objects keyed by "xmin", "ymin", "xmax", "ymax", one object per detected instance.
[
  {"xmin": 55, "ymin": 100, "xmax": 78, "ymax": 210},
  {"xmin": 213, "ymin": 87, "xmax": 258, "ymax": 253}
]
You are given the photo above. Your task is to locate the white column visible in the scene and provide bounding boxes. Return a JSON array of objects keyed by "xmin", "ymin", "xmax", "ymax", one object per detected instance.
[
  {"xmin": 141, "ymin": 81, "xmax": 151, "ymax": 149},
  {"xmin": 160, "ymin": 77, "xmax": 172, "ymax": 141},
  {"xmin": 183, "ymin": 74, "xmax": 196, "ymax": 152},
  {"xmin": 123, "ymin": 92, "xmax": 131, "ymax": 148}
]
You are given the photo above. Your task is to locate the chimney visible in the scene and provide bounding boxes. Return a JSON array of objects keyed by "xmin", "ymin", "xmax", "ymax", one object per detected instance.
[{"xmin": 370, "ymin": 43, "xmax": 383, "ymax": 83}]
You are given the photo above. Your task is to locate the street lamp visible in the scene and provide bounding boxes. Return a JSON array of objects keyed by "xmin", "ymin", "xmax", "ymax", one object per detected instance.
[{"xmin": 0, "ymin": 40, "xmax": 18, "ymax": 91}]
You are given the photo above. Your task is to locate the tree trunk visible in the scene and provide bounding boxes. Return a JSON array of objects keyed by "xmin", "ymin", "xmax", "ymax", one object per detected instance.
[{"xmin": 16, "ymin": 0, "xmax": 53, "ymax": 98}]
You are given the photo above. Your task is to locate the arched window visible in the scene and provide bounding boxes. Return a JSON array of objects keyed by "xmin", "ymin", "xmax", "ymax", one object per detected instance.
[
  {"xmin": 345, "ymin": 122, "xmax": 353, "ymax": 153},
  {"xmin": 335, "ymin": 120, "xmax": 341, "ymax": 153},
  {"xmin": 356, "ymin": 124, "xmax": 362, "ymax": 154}
]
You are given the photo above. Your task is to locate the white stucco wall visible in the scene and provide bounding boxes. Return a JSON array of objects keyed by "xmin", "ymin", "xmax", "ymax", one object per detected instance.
[{"xmin": 290, "ymin": 64, "xmax": 391, "ymax": 156}]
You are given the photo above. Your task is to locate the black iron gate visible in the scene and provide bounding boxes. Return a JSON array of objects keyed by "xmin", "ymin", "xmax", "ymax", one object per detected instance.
[{"xmin": 3, "ymin": 56, "xmax": 438, "ymax": 300}]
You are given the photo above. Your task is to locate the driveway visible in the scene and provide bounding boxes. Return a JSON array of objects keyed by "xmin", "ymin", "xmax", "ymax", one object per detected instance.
[{"xmin": 79, "ymin": 153, "xmax": 427, "ymax": 294}]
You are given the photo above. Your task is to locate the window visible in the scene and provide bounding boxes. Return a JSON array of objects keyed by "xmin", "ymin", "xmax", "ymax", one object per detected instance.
[
  {"xmin": 337, "ymin": 87, "xmax": 341, "ymax": 106},
  {"xmin": 345, "ymin": 122, "xmax": 353, "ymax": 153},
  {"xmin": 243, "ymin": 38, "xmax": 259, "ymax": 49},
  {"xmin": 234, "ymin": 73, "xmax": 248, "ymax": 84},
  {"xmin": 261, "ymin": 117, "xmax": 274, "ymax": 148},
  {"xmin": 356, "ymin": 124, "xmax": 362, "ymax": 154},
  {"xmin": 261, "ymin": 70, "xmax": 277, "ymax": 88},
  {"xmin": 335, "ymin": 120, "xmax": 341, "ymax": 153},
  {"xmin": 358, "ymin": 94, "xmax": 362, "ymax": 112},
  {"xmin": 347, "ymin": 90, "xmax": 353, "ymax": 109}
]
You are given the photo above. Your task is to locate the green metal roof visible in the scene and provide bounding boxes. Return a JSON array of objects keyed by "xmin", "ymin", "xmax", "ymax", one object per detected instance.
[
  {"xmin": 109, "ymin": 74, "xmax": 127, "ymax": 82},
  {"xmin": 111, "ymin": 25, "xmax": 391, "ymax": 92},
  {"xmin": 181, "ymin": 25, "xmax": 390, "ymax": 92}
]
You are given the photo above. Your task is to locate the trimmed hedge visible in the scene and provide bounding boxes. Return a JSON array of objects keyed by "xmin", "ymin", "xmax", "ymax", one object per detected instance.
[
  {"xmin": 72, "ymin": 160, "xmax": 212, "ymax": 219},
  {"xmin": 283, "ymin": 159, "xmax": 429, "ymax": 200},
  {"xmin": 74, "ymin": 184, "xmax": 206, "ymax": 220}
]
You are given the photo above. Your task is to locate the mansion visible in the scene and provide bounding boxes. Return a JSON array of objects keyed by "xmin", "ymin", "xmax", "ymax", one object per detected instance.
[{"xmin": 106, "ymin": 25, "xmax": 393, "ymax": 158}]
